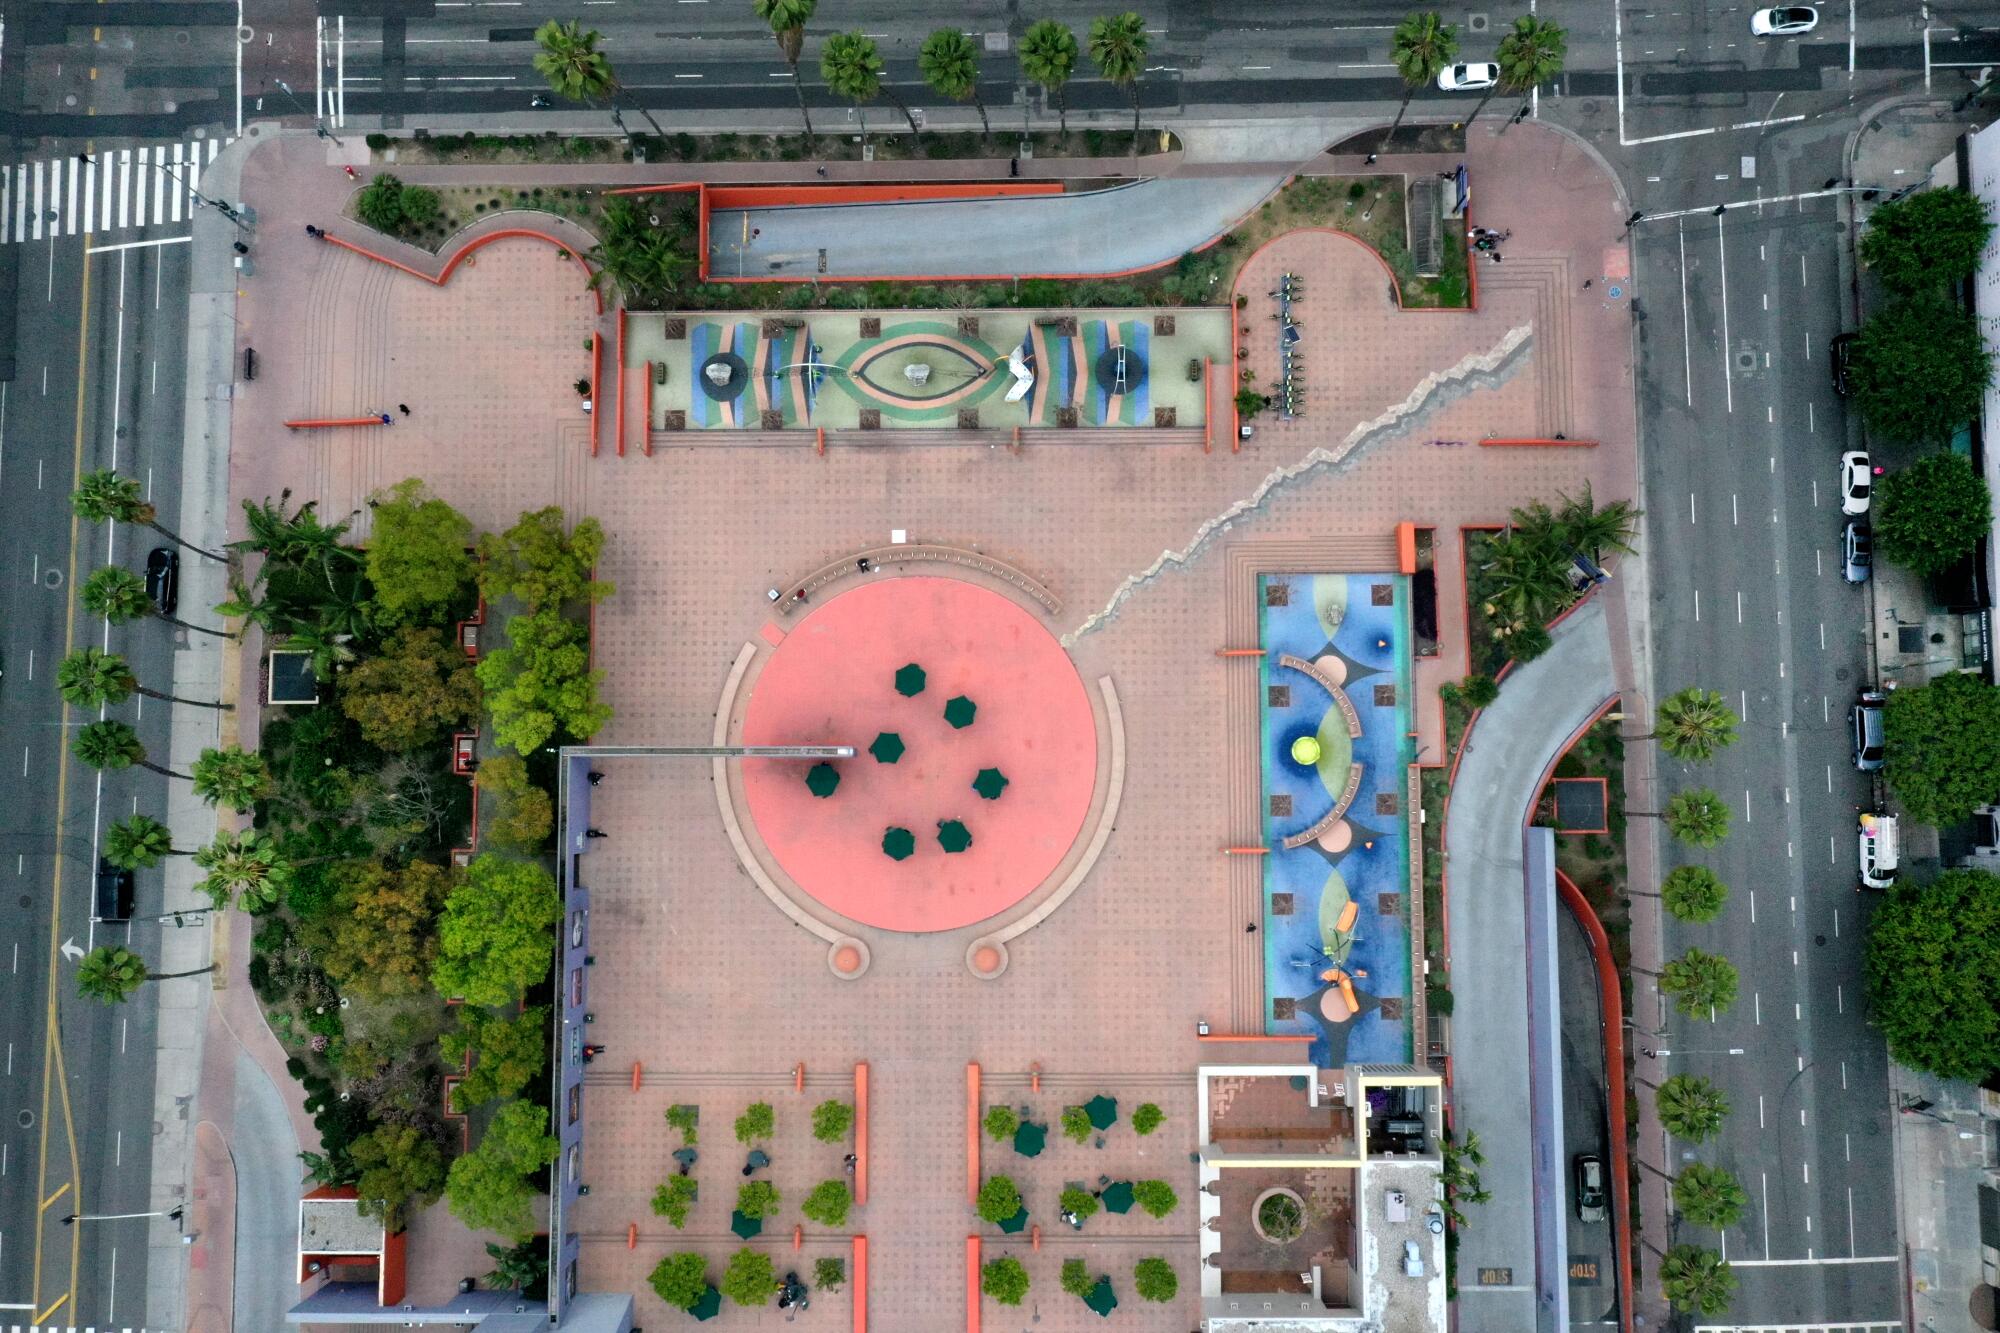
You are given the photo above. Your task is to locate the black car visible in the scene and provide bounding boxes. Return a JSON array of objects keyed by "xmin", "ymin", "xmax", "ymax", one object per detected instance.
[
  {"xmin": 94, "ymin": 860, "xmax": 134, "ymax": 922},
  {"xmin": 145, "ymin": 547, "xmax": 178, "ymax": 616},
  {"xmin": 1830, "ymin": 333, "xmax": 1855, "ymax": 397}
]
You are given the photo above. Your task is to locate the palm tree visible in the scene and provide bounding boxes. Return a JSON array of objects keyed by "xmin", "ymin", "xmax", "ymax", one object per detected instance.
[
  {"xmin": 1650, "ymin": 687, "xmax": 1738, "ymax": 761},
  {"xmin": 104, "ymin": 815, "xmax": 187, "ymax": 870},
  {"xmin": 586, "ymin": 197, "xmax": 697, "ymax": 309},
  {"xmin": 70, "ymin": 468, "xmax": 224, "ymax": 562},
  {"xmin": 231, "ymin": 491, "xmax": 361, "ymax": 593},
  {"xmin": 751, "ymin": 0, "xmax": 818, "ymax": 151},
  {"xmin": 76, "ymin": 944, "xmax": 215, "ymax": 1005},
  {"xmin": 920, "ymin": 29, "xmax": 992, "ymax": 147},
  {"xmin": 73, "ymin": 720, "xmax": 188, "ymax": 780},
  {"xmin": 1495, "ymin": 15, "xmax": 1566, "ymax": 131},
  {"xmin": 1657, "ymin": 865, "xmax": 1728, "ymax": 923},
  {"xmin": 1659, "ymin": 947, "xmax": 1739, "ymax": 1017},
  {"xmin": 57, "ymin": 647, "xmax": 231, "ymax": 712},
  {"xmin": 1655, "ymin": 1073, "xmax": 1729, "ymax": 1142},
  {"xmin": 1087, "ymin": 13, "xmax": 1149, "ymax": 149},
  {"xmin": 82, "ymin": 566, "xmax": 235, "ymax": 640},
  {"xmin": 1555, "ymin": 483, "xmax": 1639, "ymax": 560},
  {"xmin": 532, "ymin": 19, "xmax": 665, "ymax": 138},
  {"xmin": 822, "ymin": 32, "xmax": 903, "ymax": 146},
  {"xmin": 190, "ymin": 746, "xmax": 272, "ymax": 814},
  {"xmin": 193, "ymin": 829, "xmax": 288, "ymax": 911},
  {"xmin": 1381, "ymin": 12, "xmax": 1458, "ymax": 155},
  {"xmin": 1660, "ymin": 1244, "xmax": 1736, "ymax": 1316},
  {"xmin": 283, "ymin": 622, "xmax": 359, "ymax": 680},
  {"xmin": 1672, "ymin": 1163, "xmax": 1747, "ymax": 1229},
  {"xmin": 1020, "ymin": 20, "xmax": 1080, "ymax": 135},
  {"xmin": 1628, "ymin": 788, "xmax": 1730, "ymax": 848}
]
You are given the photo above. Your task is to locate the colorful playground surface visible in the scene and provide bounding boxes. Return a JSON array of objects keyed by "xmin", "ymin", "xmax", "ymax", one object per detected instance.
[
  {"xmin": 627, "ymin": 307, "xmax": 1228, "ymax": 432},
  {"xmin": 1258, "ymin": 573, "xmax": 1416, "ymax": 1067}
]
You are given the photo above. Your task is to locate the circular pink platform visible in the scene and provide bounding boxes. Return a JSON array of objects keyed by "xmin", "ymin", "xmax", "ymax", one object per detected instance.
[{"xmin": 741, "ymin": 576, "xmax": 1097, "ymax": 933}]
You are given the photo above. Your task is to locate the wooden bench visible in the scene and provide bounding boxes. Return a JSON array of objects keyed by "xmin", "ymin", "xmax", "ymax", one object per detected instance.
[{"xmin": 1278, "ymin": 654, "xmax": 1363, "ymax": 739}]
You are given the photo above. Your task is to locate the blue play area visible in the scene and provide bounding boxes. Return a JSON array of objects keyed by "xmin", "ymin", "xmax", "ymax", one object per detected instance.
[{"xmin": 1258, "ymin": 573, "xmax": 1415, "ymax": 1067}]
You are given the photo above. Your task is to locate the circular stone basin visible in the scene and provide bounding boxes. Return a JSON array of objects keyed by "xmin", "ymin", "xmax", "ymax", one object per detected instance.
[
  {"xmin": 741, "ymin": 576, "xmax": 1097, "ymax": 933},
  {"xmin": 1252, "ymin": 1187, "xmax": 1308, "ymax": 1243},
  {"xmin": 833, "ymin": 945, "xmax": 863, "ymax": 973},
  {"xmin": 698, "ymin": 352, "xmax": 749, "ymax": 401},
  {"xmin": 972, "ymin": 945, "xmax": 1002, "ymax": 973},
  {"xmin": 849, "ymin": 333, "xmax": 994, "ymax": 409}
]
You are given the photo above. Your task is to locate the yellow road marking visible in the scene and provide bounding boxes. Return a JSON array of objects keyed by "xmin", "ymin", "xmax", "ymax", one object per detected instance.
[
  {"xmin": 34, "ymin": 1291, "xmax": 70, "ymax": 1323},
  {"xmin": 38, "ymin": 1180, "xmax": 69, "ymax": 1211}
]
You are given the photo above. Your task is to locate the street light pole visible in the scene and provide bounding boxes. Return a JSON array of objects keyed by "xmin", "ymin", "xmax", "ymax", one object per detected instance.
[
  {"xmin": 86, "ymin": 150, "xmax": 252, "ymax": 233},
  {"xmin": 1643, "ymin": 1047, "xmax": 1746, "ymax": 1058},
  {"xmin": 65, "ymin": 1205, "xmax": 183, "ymax": 1226},
  {"xmin": 273, "ymin": 79, "xmax": 343, "ymax": 145}
]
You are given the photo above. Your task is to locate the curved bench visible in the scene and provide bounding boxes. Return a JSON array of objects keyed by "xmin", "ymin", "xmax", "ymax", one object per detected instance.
[
  {"xmin": 1278, "ymin": 653, "xmax": 1363, "ymax": 739},
  {"xmin": 1279, "ymin": 761, "xmax": 1365, "ymax": 850},
  {"xmin": 774, "ymin": 543, "xmax": 1061, "ymax": 618}
]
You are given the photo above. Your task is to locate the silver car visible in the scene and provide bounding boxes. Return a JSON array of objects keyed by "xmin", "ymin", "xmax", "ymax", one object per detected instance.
[
  {"xmin": 1842, "ymin": 522, "xmax": 1872, "ymax": 584},
  {"xmin": 1852, "ymin": 690, "xmax": 1885, "ymax": 771}
]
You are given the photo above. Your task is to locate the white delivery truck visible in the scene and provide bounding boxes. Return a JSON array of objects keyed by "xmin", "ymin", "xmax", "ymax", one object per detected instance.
[{"xmin": 1859, "ymin": 812, "xmax": 1898, "ymax": 890}]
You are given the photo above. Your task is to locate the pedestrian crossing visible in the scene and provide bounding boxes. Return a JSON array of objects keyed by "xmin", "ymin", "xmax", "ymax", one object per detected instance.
[{"xmin": 0, "ymin": 139, "xmax": 223, "ymax": 245}]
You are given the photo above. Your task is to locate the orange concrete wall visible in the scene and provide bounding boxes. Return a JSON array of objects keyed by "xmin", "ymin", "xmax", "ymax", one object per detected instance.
[
  {"xmin": 590, "ymin": 331, "xmax": 603, "ymax": 457},
  {"xmin": 853, "ymin": 1235, "xmax": 868, "ymax": 1333},
  {"xmin": 965, "ymin": 1063, "xmax": 980, "ymax": 1204},
  {"xmin": 615, "ymin": 307, "xmax": 628, "ymax": 457},
  {"xmin": 854, "ymin": 1062, "xmax": 870, "ymax": 1206},
  {"xmin": 1481, "ymin": 437, "xmax": 1598, "ymax": 448},
  {"xmin": 965, "ymin": 1235, "xmax": 982, "ymax": 1333},
  {"xmin": 1396, "ymin": 522, "xmax": 1418, "ymax": 575},
  {"xmin": 379, "ymin": 1230, "xmax": 408, "ymax": 1307},
  {"xmin": 708, "ymin": 183, "xmax": 1063, "ymax": 210}
]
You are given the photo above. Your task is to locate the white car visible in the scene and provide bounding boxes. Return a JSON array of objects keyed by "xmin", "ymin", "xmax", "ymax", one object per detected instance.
[
  {"xmin": 1840, "ymin": 451, "xmax": 1874, "ymax": 515},
  {"xmin": 1751, "ymin": 6, "xmax": 1819, "ymax": 35},
  {"xmin": 1437, "ymin": 62, "xmax": 1500, "ymax": 91}
]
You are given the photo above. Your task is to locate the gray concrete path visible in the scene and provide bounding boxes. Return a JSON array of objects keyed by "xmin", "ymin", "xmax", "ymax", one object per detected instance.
[
  {"xmin": 1445, "ymin": 596, "xmax": 1618, "ymax": 1333},
  {"xmin": 710, "ymin": 175, "xmax": 1283, "ymax": 280}
]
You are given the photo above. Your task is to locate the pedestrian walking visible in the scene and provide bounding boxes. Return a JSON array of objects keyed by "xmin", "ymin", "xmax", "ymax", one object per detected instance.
[
  {"xmin": 816, "ymin": 164, "xmax": 828, "ymax": 178},
  {"xmin": 305, "ymin": 224, "xmax": 322, "ymax": 238},
  {"xmin": 1582, "ymin": 279, "xmax": 1593, "ymax": 290},
  {"xmin": 397, "ymin": 403, "xmax": 411, "ymax": 416},
  {"xmin": 751, "ymin": 227, "xmax": 761, "ymax": 240},
  {"xmin": 1488, "ymin": 251, "xmax": 1503, "ymax": 263},
  {"xmin": 1008, "ymin": 157, "xmax": 1020, "ymax": 177},
  {"xmin": 344, "ymin": 164, "xmax": 357, "ymax": 180}
]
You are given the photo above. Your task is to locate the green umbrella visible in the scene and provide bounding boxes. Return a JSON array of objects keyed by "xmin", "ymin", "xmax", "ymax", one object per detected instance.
[
  {"xmin": 997, "ymin": 1204, "xmax": 1029, "ymax": 1233},
  {"xmin": 1100, "ymin": 1180, "xmax": 1134, "ymax": 1214},
  {"xmin": 1012, "ymin": 1121, "xmax": 1047, "ymax": 1157},
  {"xmin": 882, "ymin": 827, "xmax": 916, "ymax": 861},
  {"xmin": 944, "ymin": 694, "xmax": 977, "ymax": 728},
  {"xmin": 937, "ymin": 819, "xmax": 973, "ymax": 853},
  {"xmin": 870, "ymin": 732, "xmax": 905, "ymax": 764},
  {"xmin": 690, "ymin": 1284, "xmax": 722, "ymax": 1320},
  {"xmin": 1084, "ymin": 1094, "xmax": 1118, "ymax": 1130},
  {"xmin": 1083, "ymin": 1277, "xmax": 1118, "ymax": 1317},
  {"xmin": 895, "ymin": 663, "xmax": 927, "ymax": 697},
  {"xmin": 972, "ymin": 767, "xmax": 1009, "ymax": 800},
  {"xmin": 730, "ymin": 1209, "xmax": 763, "ymax": 1240},
  {"xmin": 805, "ymin": 762, "xmax": 841, "ymax": 798}
]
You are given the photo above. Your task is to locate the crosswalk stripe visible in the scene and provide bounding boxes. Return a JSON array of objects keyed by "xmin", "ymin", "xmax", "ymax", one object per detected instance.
[
  {"xmin": 65, "ymin": 157, "xmax": 79, "ymax": 235},
  {"xmin": 169, "ymin": 143, "xmax": 184, "ymax": 224},
  {"xmin": 82, "ymin": 159, "xmax": 95, "ymax": 234},
  {"xmin": 0, "ymin": 138, "xmax": 233, "ymax": 243},
  {"xmin": 151, "ymin": 147, "xmax": 164, "ymax": 227},
  {"xmin": 1, "ymin": 166, "xmax": 10, "ymax": 244},
  {"xmin": 116, "ymin": 149, "xmax": 131, "ymax": 229},
  {"xmin": 31, "ymin": 159, "xmax": 44, "ymax": 241},
  {"xmin": 133, "ymin": 148, "xmax": 149, "ymax": 231}
]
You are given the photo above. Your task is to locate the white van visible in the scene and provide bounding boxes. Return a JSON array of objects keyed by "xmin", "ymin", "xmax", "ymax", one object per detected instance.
[{"xmin": 1859, "ymin": 813, "xmax": 1898, "ymax": 890}]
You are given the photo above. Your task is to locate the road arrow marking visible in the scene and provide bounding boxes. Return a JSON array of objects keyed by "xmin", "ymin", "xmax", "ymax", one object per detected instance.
[{"xmin": 60, "ymin": 938, "xmax": 83, "ymax": 962}]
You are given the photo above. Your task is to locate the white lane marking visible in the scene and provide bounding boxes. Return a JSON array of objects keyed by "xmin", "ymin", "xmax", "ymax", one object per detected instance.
[
  {"xmin": 1761, "ymin": 1171, "xmax": 1771, "ymax": 1257},
  {"xmin": 1679, "ymin": 219, "xmax": 1694, "ymax": 406},
  {"xmin": 30, "ymin": 159, "xmax": 43, "ymax": 240},
  {"xmin": 1718, "ymin": 214, "xmax": 1733, "ymax": 412}
]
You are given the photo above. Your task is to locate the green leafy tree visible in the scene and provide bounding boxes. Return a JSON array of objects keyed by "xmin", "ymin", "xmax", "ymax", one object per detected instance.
[
  {"xmin": 58, "ymin": 647, "xmax": 229, "ymax": 711},
  {"xmin": 1381, "ymin": 12, "xmax": 1458, "ymax": 153},
  {"xmin": 1059, "ymin": 1185, "xmax": 1100, "ymax": 1222},
  {"xmin": 357, "ymin": 173, "xmax": 408, "ymax": 231},
  {"xmin": 70, "ymin": 468, "xmax": 223, "ymax": 561},
  {"xmin": 1859, "ymin": 186, "xmax": 1993, "ymax": 292},
  {"xmin": 365, "ymin": 479, "xmax": 475, "ymax": 627},
  {"xmin": 813, "ymin": 1256, "xmax": 845, "ymax": 1290},
  {"xmin": 651, "ymin": 1175, "xmax": 699, "ymax": 1227},
  {"xmin": 1133, "ymin": 1256, "xmax": 1177, "ymax": 1302},
  {"xmin": 1659, "ymin": 865, "xmax": 1728, "ymax": 924},
  {"xmin": 1132, "ymin": 1102, "xmax": 1164, "ymax": 1135},
  {"xmin": 349, "ymin": 1123, "xmax": 447, "ymax": 1230},
  {"xmin": 1660, "ymin": 947, "xmax": 1739, "ymax": 1018},
  {"xmin": 474, "ymin": 754, "xmax": 555, "ymax": 854},
  {"xmin": 191, "ymin": 746, "xmax": 272, "ymax": 813},
  {"xmin": 735, "ymin": 1101, "xmax": 776, "ymax": 1143},
  {"xmin": 1086, "ymin": 13, "xmax": 1149, "ymax": 146},
  {"xmin": 1660, "ymin": 1244, "xmax": 1736, "ymax": 1316},
  {"xmin": 478, "ymin": 606, "xmax": 612, "ymax": 754},
  {"xmin": 82, "ymin": 565, "xmax": 232, "ymax": 639},
  {"xmin": 400, "ymin": 185, "xmax": 440, "ymax": 228},
  {"xmin": 722, "ymin": 1247, "xmax": 779, "ymax": 1306},
  {"xmin": 1459, "ymin": 674, "xmax": 1500, "ymax": 708},
  {"xmin": 1060, "ymin": 1257, "xmax": 1094, "ymax": 1298},
  {"xmin": 736, "ymin": 1180, "xmax": 781, "ymax": 1220},
  {"xmin": 1634, "ymin": 788, "xmax": 1730, "ymax": 848},
  {"xmin": 1656, "ymin": 1073, "xmax": 1729, "ymax": 1143},
  {"xmin": 103, "ymin": 814, "xmax": 184, "ymax": 869},
  {"xmin": 193, "ymin": 829, "xmax": 288, "ymax": 911},
  {"xmin": 666, "ymin": 1103, "xmax": 699, "ymax": 1144},
  {"xmin": 1673, "ymin": 1162, "xmax": 1748, "ymax": 1229},
  {"xmin": 1864, "ymin": 868, "xmax": 2000, "ymax": 1080},
  {"xmin": 446, "ymin": 1100, "xmax": 558, "ymax": 1241},
  {"xmin": 73, "ymin": 719, "xmax": 186, "ymax": 780},
  {"xmin": 750, "ymin": 0, "xmax": 818, "ymax": 149},
  {"xmin": 649, "ymin": 1252, "xmax": 709, "ymax": 1310},
  {"xmin": 75, "ymin": 944, "xmax": 213, "ymax": 1004},
  {"xmin": 1493, "ymin": 15, "xmax": 1566, "ymax": 126},
  {"xmin": 431, "ymin": 854, "xmax": 561, "ymax": 1006},
  {"xmin": 983, "ymin": 1255, "xmax": 1030, "ymax": 1305},
  {"xmin": 339, "ymin": 626, "xmax": 481, "ymax": 751},
  {"xmin": 1885, "ymin": 671, "xmax": 2000, "ymax": 824},
  {"xmin": 1651, "ymin": 687, "xmax": 1739, "ymax": 762},
  {"xmin": 976, "ymin": 1174, "xmax": 1023, "ymax": 1224},
  {"xmin": 443, "ymin": 1005, "xmax": 550, "ymax": 1111},
  {"xmin": 920, "ymin": 29, "xmax": 992, "ymax": 145},
  {"xmin": 1851, "ymin": 295, "xmax": 1992, "ymax": 443},
  {"xmin": 314, "ymin": 859, "xmax": 455, "ymax": 999},
  {"xmin": 801, "ymin": 1178, "xmax": 852, "ymax": 1227},
  {"xmin": 1060, "ymin": 1104, "xmax": 1091, "ymax": 1143},
  {"xmin": 812, "ymin": 1099, "xmax": 853, "ymax": 1143},
  {"xmin": 1131, "ymin": 1178, "xmax": 1178, "ymax": 1218},
  {"xmin": 822, "ymin": 32, "xmax": 905, "ymax": 146},
  {"xmin": 1020, "ymin": 20, "xmax": 1080, "ymax": 134},
  {"xmin": 983, "ymin": 1105, "xmax": 1020, "ymax": 1141},
  {"xmin": 483, "ymin": 1236, "xmax": 550, "ymax": 1295},
  {"xmin": 1875, "ymin": 452, "xmax": 1994, "ymax": 576}
]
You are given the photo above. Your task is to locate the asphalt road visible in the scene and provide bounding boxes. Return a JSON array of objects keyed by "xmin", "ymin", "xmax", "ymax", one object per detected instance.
[{"xmin": 1557, "ymin": 907, "xmax": 1619, "ymax": 1330}]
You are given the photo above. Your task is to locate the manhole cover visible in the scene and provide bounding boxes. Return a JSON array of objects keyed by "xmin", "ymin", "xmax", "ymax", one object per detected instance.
[
  {"xmin": 176, "ymin": 29, "xmax": 192, "ymax": 45},
  {"xmin": 43, "ymin": 569, "xmax": 64, "ymax": 590},
  {"xmin": 1815, "ymin": 934, "xmax": 1827, "ymax": 946},
  {"xmin": 64, "ymin": 94, "xmax": 78, "ymax": 107},
  {"xmin": 1734, "ymin": 350, "xmax": 1757, "ymax": 371},
  {"xmin": 237, "ymin": 24, "xmax": 254, "ymax": 42},
  {"xmin": 1468, "ymin": 13, "xmax": 1490, "ymax": 31},
  {"xmin": 17, "ymin": 1110, "xmax": 33, "ymax": 1129},
  {"xmin": 17, "ymin": 895, "xmax": 30, "ymax": 909}
]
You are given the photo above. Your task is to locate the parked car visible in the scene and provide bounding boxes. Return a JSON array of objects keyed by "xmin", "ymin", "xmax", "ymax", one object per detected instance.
[
  {"xmin": 1751, "ymin": 5, "xmax": 1819, "ymax": 35},
  {"xmin": 1859, "ymin": 812, "xmax": 1899, "ymax": 889},
  {"xmin": 1842, "ymin": 521, "xmax": 1872, "ymax": 584},
  {"xmin": 93, "ymin": 860, "xmax": 134, "ymax": 923},
  {"xmin": 1574, "ymin": 1154, "xmax": 1607, "ymax": 1223},
  {"xmin": 1851, "ymin": 689, "xmax": 1886, "ymax": 771},
  {"xmin": 1839, "ymin": 452, "xmax": 1874, "ymax": 516},
  {"xmin": 1437, "ymin": 62, "xmax": 1500, "ymax": 91},
  {"xmin": 145, "ymin": 546, "xmax": 179, "ymax": 616},
  {"xmin": 1829, "ymin": 332, "xmax": 1855, "ymax": 396}
]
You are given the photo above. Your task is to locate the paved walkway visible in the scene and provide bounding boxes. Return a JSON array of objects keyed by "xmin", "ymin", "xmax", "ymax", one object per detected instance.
[{"xmin": 1443, "ymin": 596, "xmax": 1618, "ymax": 1333}]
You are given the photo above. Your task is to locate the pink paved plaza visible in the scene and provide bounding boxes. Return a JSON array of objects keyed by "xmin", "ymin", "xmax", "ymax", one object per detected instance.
[{"xmin": 227, "ymin": 124, "xmax": 1638, "ymax": 1331}]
